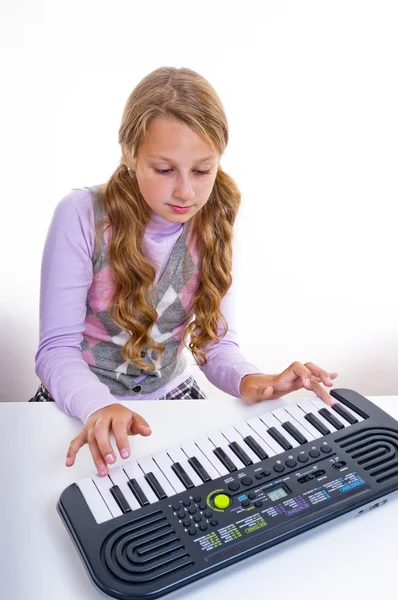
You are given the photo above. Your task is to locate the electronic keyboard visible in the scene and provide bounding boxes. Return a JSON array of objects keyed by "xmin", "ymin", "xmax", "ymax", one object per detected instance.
[{"xmin": 57, "ymin": 388, "xmax": 398, "ymax": 599}]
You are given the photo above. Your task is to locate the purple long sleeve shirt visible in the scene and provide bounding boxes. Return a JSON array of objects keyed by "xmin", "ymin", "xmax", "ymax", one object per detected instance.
[{"xmin": 35, "ymin": 187, "xmax": 262, "ymax": 423}]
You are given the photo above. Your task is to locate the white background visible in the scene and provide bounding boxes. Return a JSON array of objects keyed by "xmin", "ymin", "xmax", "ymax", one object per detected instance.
[{"xmin": 1, "ymin": 0, "xmax": 397, "ymax": 402}]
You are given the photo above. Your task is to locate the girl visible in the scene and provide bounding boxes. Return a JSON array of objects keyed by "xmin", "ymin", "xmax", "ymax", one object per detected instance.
[{"xmin": 32, "ymin": 67, "xmax": 338, "ymax": 477}]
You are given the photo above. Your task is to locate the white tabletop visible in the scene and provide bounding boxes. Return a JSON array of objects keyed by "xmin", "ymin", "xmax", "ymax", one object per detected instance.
[{"xmin": 1, "ymin": 391, "xmax": 398, "ymax": 600}]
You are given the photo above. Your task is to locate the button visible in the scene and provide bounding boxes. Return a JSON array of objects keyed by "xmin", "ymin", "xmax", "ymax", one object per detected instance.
[
  {"xmin": 194, "ymin": 515, "xmax": 202, "ymax": 522},
  {"xmin": 183, "ymin": 519, "xmax": 191, "ymax": 527},
  {"xmin": 297, "ymin": 454, "xmax": 309, "ymax": 463},
  {"xmin": 254, "ymin": 500, "xmax": 263, "ymax": 507},
  {"xmin": 172, "ymin": 504, "xmax": 180, "ymax": 511},
  {"xmin": 321, "ymin": 445, "xmax": 332, "ymax": 454},
  {"xmin": 204, "ymin": 510, "xmax": 212, "ymax": 518},
  {"xmin": 333, "ymin": 461, "xmax": 346, "ymax": 469},
  {"xmin": 307, "ymin": 473, "xmax": 315, "ymax": 480},
  {"xmin": 285, "ymin": 459, "xmax": 297, "ymax": 468},
  {"xmin": 193, "ymin": 496, "xmax": 201, "ymax": 503},
  {"xmin": 177, "ymin": 510, "xmax": 185, "ymax": 519},
  {"xmin": 309, "ymin": 450, "xmax": 320, "ymax": 458},
  {"xmin": 188, "ymin": 528, "xmax": 196, "ymax": 536},
  {"xmin": 255, "ymin": 472, "xmax": 264, "ymax": 480},
  {"xmin": 263, "ymin": 470, "xmax": 271, "ymax": 477},
  {"xmin": 188, "ymin": 506, "xmax": 196, "ymax": 514},
  {"xmin": 199, "ymin": 503, "xmax": 207, "ymax": 510},
  {"xmin": 132, "ymin": 385, "xmax": 142, "ymax": 393},
  {"xmin": 248, "ymin": 493, "xmax": 256, "ymax": 500},
  {"xmin": 228, "ymin": 482, "xmax": 240, "ymax": 492},
  {"xmin": 241, "ymin": 476, "xmax": 253, "ymax": 486},
  {"xmin": 210, "ymin": 519, "xmax": 218, "ymax": 526},
  {"xmin": 242, "ymin": 499, "xmax": 250, "ymax": 507},
  {"xmin": 199, "ymin": 523, "xmax": 208, "ymax": 531},
  {"xmin": 183, "ymin": 499, "xmax": 191, "ymax": 507},
  {"xmin": 213, "ymin": 494, "xmax": 230, "ymax": 509},
  {"xmin": 273, "ymin": 463, "xmax": 285, "ymax": 473}
]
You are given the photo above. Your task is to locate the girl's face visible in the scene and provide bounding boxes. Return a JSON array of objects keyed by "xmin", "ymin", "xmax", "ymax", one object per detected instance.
[{"xmin": 129, "ymin": 118, "xmax": 220, "ymax": 223}]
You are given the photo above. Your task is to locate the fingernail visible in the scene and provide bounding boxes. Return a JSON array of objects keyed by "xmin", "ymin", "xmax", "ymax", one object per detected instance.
[
  {"xmin": 143, "ymin": 426, "xmax": 152, "ymax": 433},
  {"xmin": 305, "ymin": 378, "xmax": 311, "ymax": 387},
  {"xmin": 105, "ymin": 453, "xmax": 115, "ymax": 464},
  {"xmin": 99, "ymin": 465, "xmax": 107, "ymax": 475},
  {"xmin": 325, "ymin": 377, "xmax": 333, "ymax": 384},
  {"xmin": 121, "ymin": 449, "xmax": 129, "ymax": 459},
  {"xmin": 66, "ymin": 456, "xmax": 72, "ymax": 466}
]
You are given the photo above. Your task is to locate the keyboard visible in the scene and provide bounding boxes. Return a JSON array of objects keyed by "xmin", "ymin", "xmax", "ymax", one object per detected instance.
[{"xmin": 57, "ymin": 388, "xmax": 398, "ymax": 599}]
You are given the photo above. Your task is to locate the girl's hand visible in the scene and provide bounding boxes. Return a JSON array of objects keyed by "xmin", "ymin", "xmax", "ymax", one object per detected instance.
[
  {"xmin": 65, "ymin": 404, "xmax": 152, "ymax": 476},
  {"xmin": 240, "ymin": 361, "xmax": 338, "ymax": 406}
]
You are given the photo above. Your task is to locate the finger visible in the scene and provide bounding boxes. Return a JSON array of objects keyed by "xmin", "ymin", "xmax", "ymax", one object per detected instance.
[
  {"xmin": 308, "ymin": 378, "xmax": 336, "ymax": 406},
  {"xmin": 66, "ymin": 430, "xmax": 87, "ymax": 467},
  {"xmin": 261, "ymin": 386, "xmax": 274, "ymax": 400},
  {"xmin": 93, "ymin": 419, "xmax": 116, "ymax": 466},
  {"xmin": 112, "ymin": 420, "xmax": 131, "ymax": 459},
  {"xmin": 305, "ymin": 362, "xmax": 338, "ymax": 387},
  {"xmin": 128, "ymin": 412, "xmax": 152, "ymax": 436},
  {"xmin": 87, "ymin": 431, "xmax": 110, "ymax": 476},
  {"xmin": 287, "ymin": 361, "xmax": 313, "ymax": 389}
]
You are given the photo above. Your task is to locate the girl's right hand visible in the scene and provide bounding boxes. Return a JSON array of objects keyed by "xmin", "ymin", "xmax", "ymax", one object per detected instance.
[{"xmin": 65, "ymin": 404, "xmax": 152, "ymax": 476}]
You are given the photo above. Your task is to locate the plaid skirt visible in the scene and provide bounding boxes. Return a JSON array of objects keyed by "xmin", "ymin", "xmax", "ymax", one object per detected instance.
[{"xmin": 28, "ymin": 375, "xmax": 207, "ymax": 402}]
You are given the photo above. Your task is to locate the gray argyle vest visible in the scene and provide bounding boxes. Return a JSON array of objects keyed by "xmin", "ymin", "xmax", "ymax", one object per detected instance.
[{"xmin": 80, "ymin": 184, "xmax": 200, "ymax": 396}]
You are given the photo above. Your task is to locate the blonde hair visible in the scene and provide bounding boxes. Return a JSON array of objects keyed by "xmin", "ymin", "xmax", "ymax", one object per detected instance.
[{"xmin": 96, "ymin": 66, "xmax": 241, "ymax": 370}]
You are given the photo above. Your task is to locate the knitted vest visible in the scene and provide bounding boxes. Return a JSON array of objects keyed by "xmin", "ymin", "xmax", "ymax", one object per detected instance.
[{"xmin": 80, "ymin": 184, "xmax": 201, "ymax": 396}]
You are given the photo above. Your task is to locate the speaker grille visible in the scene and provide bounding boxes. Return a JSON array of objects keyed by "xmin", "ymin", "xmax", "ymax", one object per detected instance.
[
  {"xmin": 101, "ymin": 510, "xmax": 194, "ymax": 584},
  {"xmin": 335, "ymin": 427, "xmax": 398, "ymax": 483}
]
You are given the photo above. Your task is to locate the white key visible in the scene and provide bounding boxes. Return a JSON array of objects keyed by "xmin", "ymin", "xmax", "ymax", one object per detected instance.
[
  {"xmin": 137, "ymin": 456, "xmax": 177, "ymax": 496},
  {"xmin": 123, "ymin": 460, "xmax": 158, "ymax": 504},
  {"xmin": 207, "ymin": 430, "xmax": 245, "ymax": 470},
  {"xmin": 152, "ymin": 451, "xmax": 186, "ymax": 493},
  {"xmin": 296, "ymin": 399, "xmax": 338, "ymax": 432},
  {"xmin": 108, "ymin": 465, "xmax": 141, "ymax": 511},
  {"xmin": 91, "ymin": 473, "xmax": 123, "ymax": 518},
  {"xmin": 233, "ymin": 421, "xmax": 276, "ymax": 457},
  {"xmin": 194, "ymin": 436, "xmax": 229, "ymax": 476},
  {"xmin": 247, "ymin": 417, "xmax": 287, "ymax": 455},
  {"xmin": 272, "ymin": 407, "xmax": 316, "ymax": 442},
  {"xmin": 259, "ymin": 412, "xmax": 300, "ymax": 448},
  {"xmin": 77, "ymin": 476, "xmax": 113, "ymax": 524},
  {"xmin": 308, "ymin": 397, "xmax": 351, "ymax": 427},
  {"xmin": 220, "ymin": 426, "xmax": 261, "ymax": 463},
  {"xmin": 283, "ymin": 403, "xmax": 322, "ymax": 439},
  {"xmin": 180, "ymin": 440, "xmax": 220, "ymax": 480},
  {"xmin": 166, "ymin": 445, "xmax": 203, "ymax": 487}
]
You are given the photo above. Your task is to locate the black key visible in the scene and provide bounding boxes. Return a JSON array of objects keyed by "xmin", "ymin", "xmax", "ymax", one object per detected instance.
[
  {"xmin": 145, "ymin": 472, "xmax": 167, "ymax": 500},
  {"xmin": 213, "ymin": 447, "xmax": 237, "ymax": 472},
  {"xmin": 243, "ymin": 435, "xmax": 268, "ymax": 460},
  {"xmin": 110, "ymin": 485, "xmax": 131, "ymax": 514},
  {"xmin": 319, "ymin": 408, "xmax": 345, "ymax": 430},
  {"xmin": 332, "ymin": 403, "xmax": 358, "ymax": 425},
  {"xmin": 228, "ymin": 441, "xmax": 253, "ymax": 467},
  {"xmin": 267, "ymin": 426, "xmax": 293, "ymax": 451},
  {"xmin": 304, "ymin": 412, "xmax": 330, "ymax": 436},
  {"xmin": 171, "ymin": 462, "xmax": 195, "ymax": 489},
  {"xmin": 188, "ymin": 456, "xmax": 212, "ymax": 483},
  {"xmin": 127, "ymin": 478, "xmax": 149, "ymax": 506},
  {"xmin": 282, "ymin": 421, "xmax": 308, "ymax": 445}
]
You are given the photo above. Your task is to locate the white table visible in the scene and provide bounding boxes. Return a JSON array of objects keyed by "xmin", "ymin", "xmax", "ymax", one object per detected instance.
[{"xmin": 1, "ymin": 391, "xmax": 397, "ymax": 600}]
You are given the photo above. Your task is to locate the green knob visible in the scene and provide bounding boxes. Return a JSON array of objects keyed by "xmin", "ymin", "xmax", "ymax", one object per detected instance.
[{"xmin": 213, "ymin": 493, "xmax": 230, "ymax": 509}]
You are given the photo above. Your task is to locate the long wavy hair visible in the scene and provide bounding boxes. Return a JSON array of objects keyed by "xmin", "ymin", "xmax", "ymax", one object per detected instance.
[{"xmin": 96, "ymin": 67, "xmax": 242, "ymax": 370}]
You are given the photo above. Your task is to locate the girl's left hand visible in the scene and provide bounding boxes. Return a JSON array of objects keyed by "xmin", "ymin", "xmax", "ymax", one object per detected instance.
[{"xmin": 239, "ymin": 361, "xmax": 338, "ymax": 406}]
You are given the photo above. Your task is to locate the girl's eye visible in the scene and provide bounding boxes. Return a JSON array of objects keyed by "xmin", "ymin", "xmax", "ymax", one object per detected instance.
[{"xmin": 154, "ymin": 168, "xmax": 210, "ymax": 176}]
